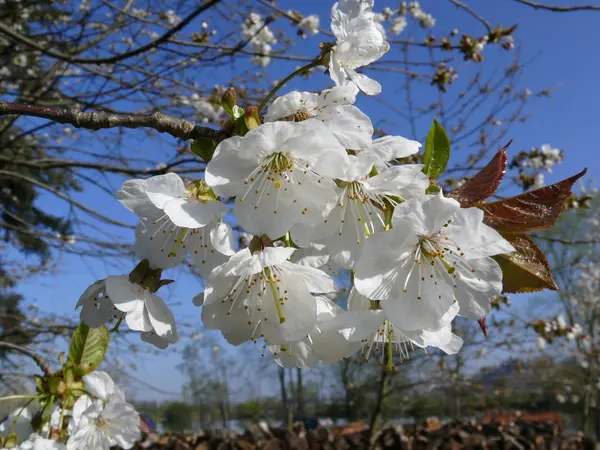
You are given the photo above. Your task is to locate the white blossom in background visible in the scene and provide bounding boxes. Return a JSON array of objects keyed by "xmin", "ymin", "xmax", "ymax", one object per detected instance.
[
  {"xmin": 293, "ymin": 163, "xmax": 429, "ymax": 269},
  {"xmin": 536, "ymin": 335, "xmax": 547, "ymax": 350},
  {"xmin": 205, "ymin": 121, "xmax": 351, "ymax": 238},
  {"xmin": 200, "ymin": 247, "xmax": 336, "ymax": 346},
  {"xmin": 67, "ymin": 371, "xmax": 140, "ymax": 450},
  {"xmin": 522, "ymin": 144, "xmax": 564, "ymax": 172},
  {"xmin": 355, "ymin": 193, "xmax": 514, "ymax": 330},
  {"xmin": 117, "ymin": 173, "xmax": 234, "ymax": 275},
  {"xmin": 329, "ymin": 0, "xmax": 390, "ymax": 95},
  {"xmin": 408, "ymin": 1, "xmax": 436, "ymax": 28},
  {"xmin": 242, "ymin": 12, "xmax": 277, "ymax": 67},
  {"xmin": 178, "ymin": 93, "xmax": 223, "ymax": 123},
  {"xmin": 298, "ymin": 14, "xmax": 320, "ymax": 36},
  {"xmin": 269, "ymin": 296, "xmax": 361, "ymax": 368},
  {"xmin": 264, "ymin": 85, "xmax": 373, "ymax": 150},
  {"xmin": 390, "ymin": 16, "xmax": 408, "ymax": 35}
]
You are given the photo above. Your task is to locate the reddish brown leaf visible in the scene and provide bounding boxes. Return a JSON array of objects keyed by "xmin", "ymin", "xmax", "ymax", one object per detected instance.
[
  {"xmin": 448, "ymin": 141, "xmax": 510, "ymax": 206},
  {"xmin": 477, "ymin": 317, "xmax": 488, "ymax": 338},
  {"xmin": 493, "ymin": 233, "xmax": 558, "ymax": 293},
  {"xmin": 480, "ymin": 168, "xmax": 587, "ymax": 233}
]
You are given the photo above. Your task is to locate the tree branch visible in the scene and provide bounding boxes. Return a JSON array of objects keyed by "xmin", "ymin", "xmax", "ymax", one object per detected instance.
[
  {"xmin": 0, "ymin": 342, "xmax": 54, "ymax": 377},
  {"xmin": 0, "ymin": 101, "xmax": 223, "ymax": 142},
  {"xmin": 512, "ymin": 0, "xmax": 600, "ymax": 11},
  {"xmin": 0, "ymin": 0, "xmax": 222, "ymax": 64}
]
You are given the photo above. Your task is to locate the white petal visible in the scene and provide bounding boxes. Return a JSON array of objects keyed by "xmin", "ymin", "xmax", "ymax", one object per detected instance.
[
  {"xmin": 144, "ymin": 172, "xmax": 186, "ymax": 209},
  {"xmin": 364, "ymin": 164, "xmax": 429, "ymax": 199},
  {"xmin": 270, "ymin": 340, "xmax": 319, "ymax": 369},
  {"xmin": 116, "ymin": 179, "xmax": 161, "ymax": 220},
  {"xmin": 209, "ymin": 222, "xmax": 234, "ymax": 256},
  {"xmin": 141, "ymin": 331, "xmax": 171, "ymax": 349},
  {"xmin": 264, "ymin": 91, "xmax": 318, "ymax": 122},
  {"xmin": 213, "ymin": 247, "xmax": 294, "ymax": 278},
  {"xmin": 134, "ymin": 219, "xmax": 186, "ymax": 270},
  {"xmin": 279, "ymin": 261, "xmax": 337, "ymax": 293},
  {"xmin": 317, "ymin": 105, "xmax": 373, "ymax": 150},
  {"xmin": 105, "ymin": 276, "xmax": 145, "ymax": 313},
  {"xmin": 392, "ymin": 193, "xmax": 461, "ymax": 235},
  {"xmin": 448, "ymin": 207, "xmax": 516, "ymax": 258},
  {"xmin": 124, "ymin": 300, "xmax": 153, "ymax": 332},
  {"xmin": 143, "ymin": 291, "xmax": 177, "ymax": 341},
  {"xmin": 370, "ymin": 135, "xmax": 421, "ymax": 160},
  {"xmin": 82, "ymin": 371, "xmax": 115, "ymax": 401},
  {"xmin": 205, "ymin": 136, "xmax": 259, "ymax": 198},
  {"xmin": 317, "ymin": 84, "xmax": 359, "ymax": 108},
  {"xmin": 454, "ymin": 257, "xmax": 503, "ymax": 319},
  {"xmin": 345, "ymin": 67, "xmax": 382, "ymax": 95},
  {"xmin": 163, "ymin": 198, "xmax": 226, "ymax": 228},
  {"xmin": 260, "ymin": 270, "xmax": 317, "ymax": 344}
]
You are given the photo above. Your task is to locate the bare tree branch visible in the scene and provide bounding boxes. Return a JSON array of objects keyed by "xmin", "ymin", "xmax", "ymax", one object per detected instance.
[
  {"xmin": 0, "ymin": 102, "xmax": 223, "ymax": 142},
  {"xmin": 0, "ymin": 0, "xmax": 223, "ymax": 64},
  {"xmin": 0, "ymin": 342, "xmax": 54, "ymax": 377},
  {"xmin": 512, "ymin": 0, "xmax": 600, "ymax": 11}
]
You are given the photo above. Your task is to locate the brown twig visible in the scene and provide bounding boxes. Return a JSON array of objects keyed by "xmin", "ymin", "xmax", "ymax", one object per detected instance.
[
  {"xmin": 0, "ymin": 0, "xmax": 222, "ymax": 64},
  {"xmin": 0, "ymin": 102, "xmax": 223, "ymax": 142},
  {"xmin": 0, "ymin": 342, "xmax": 54, "ymax": 377},
  {"xmin": 512, "ymin": 0, "xmax": 600, "ymax": 11}
]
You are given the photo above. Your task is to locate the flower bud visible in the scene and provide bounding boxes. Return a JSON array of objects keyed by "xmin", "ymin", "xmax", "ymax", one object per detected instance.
[{"xmin": 221, "ymin": 87, "xmax": 237, "ymax": 112}]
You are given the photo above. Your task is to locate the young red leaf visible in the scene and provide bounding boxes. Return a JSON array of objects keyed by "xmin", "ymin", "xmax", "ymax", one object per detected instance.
[
  {"xmin": 477, "ymin": 317, "xmax": 488, "ymax": 338},
  {"xmin": 447, "ymin": 141, "xmax": 510, "ymax": 206},
  {"xmin": 480, "ymin": 168, "xmax": 587, "ymax": 233},
  {"xmin": 493, "ymin": 233, "xmax": 558, "ymax": 293}
]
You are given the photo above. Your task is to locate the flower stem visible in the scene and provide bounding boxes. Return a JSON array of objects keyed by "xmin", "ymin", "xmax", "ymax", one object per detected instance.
[
  {"xmin": 0, "ymin": 394, "xmax": 42, "ymax": 402},
  {"xmin": 265, "ymin": 268, "xmax": 285, "ymax": 324},
  {"xmin": 258, "ymin": 59, "xmax": 323, "ymax": 112}
]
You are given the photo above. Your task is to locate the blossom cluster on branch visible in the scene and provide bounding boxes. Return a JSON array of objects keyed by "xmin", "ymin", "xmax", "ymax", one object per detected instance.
[{"xmin": 0, "ymin": 0, "xmax": 586, "ymax": 448}]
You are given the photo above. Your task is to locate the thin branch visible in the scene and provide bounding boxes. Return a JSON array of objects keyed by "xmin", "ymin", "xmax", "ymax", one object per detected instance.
[
  {"xmin": 0, "ymin": 101, "xmax": 223, "ymax": 142},
  {"xmin": 0, "ymin": 342, "xmax": 54, "ymax": 377},
  {"xmin": 448, "ymin": 0, "xmax": 492, "ymax": 32},
  {"xmin": 0, "ymin": 0, "xmax": 223, "ymax": 64},
  {"xmin": 512, "ymin": 0, "xmax": 600, "ymax": 11}
]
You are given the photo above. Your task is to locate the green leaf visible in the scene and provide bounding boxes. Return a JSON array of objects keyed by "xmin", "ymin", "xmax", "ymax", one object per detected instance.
[
  {"xmin": 67, "ymin": 323, "xmax": 109, "ymax": 373},
  {"xmin": 191, "ymin": 137, "xmax": 216, "ymax": 162},
  {"xmin": 229, "ymin": 105, "xmax": 244, "ymax": 120},
  {"xmin": 422, "ymin": 119, "xmax": 450, "ymax": 178}
]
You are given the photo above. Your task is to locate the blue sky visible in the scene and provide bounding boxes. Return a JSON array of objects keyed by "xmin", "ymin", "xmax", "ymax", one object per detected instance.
[{"xmin": 11, "ymin": 0, "xmax": 600, "ymax": 402}]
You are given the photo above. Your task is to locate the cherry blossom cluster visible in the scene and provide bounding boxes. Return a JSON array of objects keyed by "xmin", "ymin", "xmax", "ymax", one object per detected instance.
[
  {"xmin": 0, "ymin": 371, "xmax": 140, "ymax": 450},
  {"xmin": 69, "ymin": 0, "xmax": 521, "ymax": 371}
]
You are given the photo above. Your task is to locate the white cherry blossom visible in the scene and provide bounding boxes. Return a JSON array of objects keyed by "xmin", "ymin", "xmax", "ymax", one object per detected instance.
[
  {"xmin": 205, "ymin": 121, "xmax": 351, "ymax": 239},
  {"xmin": 15, "ymin": 434, "xmax": 66, "ymax": 450},
  {"xmin": 294, "ymin": 164, "xmax": 429, "ymax": 269},
  {"xmin": 329, "ymin": 0, "xmax": 390, "ymax": 95},
  {"xmin": 117, "ymin": 173, "xmax": 234, "ymax": 275},
  {"xmin": 269, "ymin": 296, "xmax": 361, "ymax": 368},
  {"xmin": 354, "ymin": 193, "xmax": 515, "ymax": 330},
  {"xmin": 264, "ymin": 85, "xmax": 373, "ymax": 149},
  {"xmin": 104, "ymin": 276, "xmax": 178, "ymax": 346},
  {"xmin": 67, "ymin": 373, "xmax": 140, "ymax": 450},
  {"xmin": 329, "ymin": 288, "xmax": 462, "ymax": 364},
  {"xmin": 200, "ymin": 247, "xmax": 336, "ymax": 345}
]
